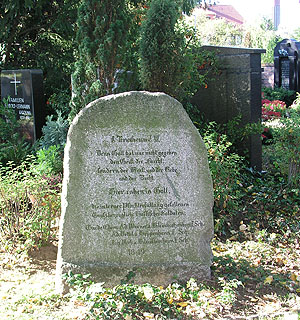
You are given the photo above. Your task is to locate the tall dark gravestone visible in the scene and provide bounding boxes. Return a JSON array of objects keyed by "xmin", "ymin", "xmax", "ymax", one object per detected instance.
[
  {"xmin": 191, "ymin": 46, "xmax": 265, "ymax": 171},
  {"xmin": 1, "ymin": 69, "xmax": 45, "ymax": 143},
  {"xmin": 274, "ymin": 39, "xmax": 300, "ymax": 92}
]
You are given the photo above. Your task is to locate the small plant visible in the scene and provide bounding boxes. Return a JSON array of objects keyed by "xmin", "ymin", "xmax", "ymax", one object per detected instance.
[
  {"xmin": 217, "ymin": 278, "xmax": 243, "ymax": 306},
  {"xmin": 0, "ymin": 157, "xmax": 61, "ymax": 251},
  {"xmin": 262, "ymin": 87, "xmax": 296, "ymax": 107},
  {"xmin": 200, "ymin": 121, "xmax": 245, "ymax": 235},
  {"xmin": 262, "ymin": 99, "xmax": 286, "ymax": 120},
  {"xmin": 289, "ymin": 92, "xmax": 300, "ymax": 115},
  {"xmin": 63, "ymin": 271, "xmax": 93, "ymax": 299},
  {"xmin": 35, "ymin": 145, "xmax": 63, "ymax": 175},
  {"xmin": 47, "ymin": 89, "xmax": 71, "ymax": 119},
  {"xmin": 272, "ymin": 108, "xmax": 300, "ymax": 186},
  {"xmin": 38, "ymin": 111, "xmax": 69, "ymax": 154},
  {"xmin": 63, "ymin": 275, "xmax": 241, "ymax": 319}
]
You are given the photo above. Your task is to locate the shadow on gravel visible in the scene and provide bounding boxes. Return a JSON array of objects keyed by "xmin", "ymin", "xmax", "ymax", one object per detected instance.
[{"xmin": 28, "ymin": 243, "xmax": 58, "ymax": 273}]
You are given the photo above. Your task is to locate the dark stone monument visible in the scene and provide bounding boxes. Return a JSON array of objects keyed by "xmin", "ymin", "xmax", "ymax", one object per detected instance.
[
  {"xmin": 1, "ymin": 69, "xmax": 45, "ymax": 143},
  {"xmin": 191, "ymin": 46, "xmax": 265, "ymax": 171},
  {"xmin": 274, "ymin": 39, "xmax": 300, "ymax": 92}
]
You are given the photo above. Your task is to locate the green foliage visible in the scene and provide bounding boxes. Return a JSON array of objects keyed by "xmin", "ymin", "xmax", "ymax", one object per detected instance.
[
  {"xmin": 243, "ymin": 23, "xmax": 281, "ymax": 64},
  {"xmin": 260, "ymin": 17, "xmax": 275, "ymax": 31},
  {"xmin": 139, "ymin": 0, "xmax": 182, "ymax": 94},
  {"xmin": 192, "ymin": 110, "xmax": 262, "ymax": 162},
  {"xmin": 38, "ymin": 112, "xmax": 69, "ymax": 153},
  {"xmin": 181, "ymin": 0, "xmax": 211, "ymax": 15},
  {"xmin": 290, "ymin": 92, "xmax": 300, "ymax": 114},
  {"xmin": 292, "ymin": 27, "xmax": 300, "ymax": 41},
  {"xmin": 262, "ymin": 87, "xmax": 296, "ymax": 107},
  {"xmin": 64, "ymin": 273, "xmax": 221, "ymax": 319},
  {"xmin": 271, "ymin": 104, "xmax": 300, "ymax": 186},
  {"xmin": 35, "ymin": 112, "xmax": 68, "ymax": 176},
  {"xmin": 187, "ymin": 13, "xmax": 280, "ymax": 64},
  {"xmin": 189, "ymin": 13, "xmax": 243, "ymax": 46},
  {"xmin": 140, "ymin": 0, "xmax": 215, "ymax": 103},
  {"xmin": 0, "ymin": 157, "xmax": 61, "ymax": 251},
  {"xmin": 262, "ymin": 34, "xmax": 281, "ymax": 64},
  {"xmin": 222, "ymin": 115, "xmax": 263, "ymax": 155},
  {"xmin": 70, "ymin": 0, "xmax": 134, "ymax": 119},
  {"xmin": 0, "ymin": 98, "xmax": 32, "ymax": 165},
  {"xmin": 200, "ymin": 122, "xmax": 245, "ymax": 234},
  {"xmin": 194, "ymin": 114, "xmax": 299, "ymax": 238},
  {"xmin": 0, "ymin": 0, "xmax": 78, "ymax": 101},
  {"xmin": 35, "ymin": 145, "xmax": 63, "ymax": 176},
  {"xmin": 47, "ymin": 89, "xmax": 71, "ymax": 119},
  {"xmin": 216, "ymin": 278, "xmax": 243, "ymax": 305},
  {"xmin": 232, "ymin": 164, "xmax": 300, "ymax": 242}
]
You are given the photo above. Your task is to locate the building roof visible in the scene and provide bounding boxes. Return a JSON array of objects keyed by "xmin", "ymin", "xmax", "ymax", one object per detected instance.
[{"xmin": 207, "ymin": 5, "xmax": 244, "ymax": 25}]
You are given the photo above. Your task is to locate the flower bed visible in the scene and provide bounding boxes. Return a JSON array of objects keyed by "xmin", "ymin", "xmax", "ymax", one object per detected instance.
[{"xmin": 262, "ymin": 99, "xmax": 286, "ymax": 121}]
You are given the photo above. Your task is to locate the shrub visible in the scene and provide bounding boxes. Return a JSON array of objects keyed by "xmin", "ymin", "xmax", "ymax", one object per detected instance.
[
  {"xmin": 272, "ymin": 108, "xmax": 300, "ymax": 186},
  {"xmin": 47, "ymin": 89, "xmax": 71, "ymax": 119},
  {"xmin": 70, "ymin": 0, "xmax": 133, "ymax": 119},
  {"xmin": 0, "ymin": 157, "xmax": 61, "ymax": 251},
  {"xmin": 139, "ymin": 0, "xmax": 215, "ymax": 103},
  {"xmin": 139, "ymin": 0, "xmax": 184, "ymax": 96},
  {"xmin": 35, "ymin": 145, "xmax": 63, "ymax": 175},
  {"xmin": 262, "ymin": 99, "xmax": 286, "ymax": 120},
  {"xmin": 38, "ymin": 111, "xmax": 69, "ymax": 153},
  {"xmin": 262, "ymin": 87, "xmax": 296, "ymax": 107},
  {"xmin": 201, "ymin": 122, "xmax": 245, "ymax": 234}
]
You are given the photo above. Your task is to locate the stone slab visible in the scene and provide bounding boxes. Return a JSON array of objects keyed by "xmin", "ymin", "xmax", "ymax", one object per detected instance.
[
  {"xmin": 1, "ymin": 69, "xmax": 45, "ymax": 143},
  {"xmin": 191, "ymin": 46, "xmax": 264, "ymax": 170},
  {"xmin": 56, "ymin": 91, "xmax": 214, "ymax": 293}
]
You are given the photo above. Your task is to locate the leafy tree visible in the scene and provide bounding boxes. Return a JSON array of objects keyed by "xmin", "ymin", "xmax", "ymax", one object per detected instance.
[
  {"xmin": 188, "ymin": 12, "xmax": 243, "ymax": 46},
  {"xmin": 0, "ymin": 0, "xmax": 209, "ymax": 114},
  {"xmin": 139, "ymin": 0, "xmax": 182, "ymax": 94},
  {"xmin": 260, "ymin": 17, "xmax": 274, "ymax": 31},
  {"xmin": 187, "ymin": 12, "xmax": 280, "ymax": 64},
  {"xmin": 139, "ymin": 0, "xmax": 213, "ymax": 103},
  {"xmin": 181, "ymin": 0, "xmax": 215, "ymax": 14},
  {"xmin": 0, "ymin": 0, "xmax": 78, "ymax": 102},
  {"xmin": 69, "ymin": 0, "xmax": 209, "ymax": 118},
  {"xmin": 243, "ymin": 24, "xmax": 281, "ymax": 64},
  {"xmin": 292, "ymin": 27, "xmax": 300, "ymax": 41},
  {"xmin": 70, "ymin": 0, "xmax": 138, "ymax": 119}
]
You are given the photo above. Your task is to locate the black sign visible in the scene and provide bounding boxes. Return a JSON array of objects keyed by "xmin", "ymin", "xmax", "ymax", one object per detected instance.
[
  {"xmin": 1, "ymin": 69, "xmax": 45, "ymax": 143},
  {"xmin": 274, "ymin": 39, "xmax": 300, "ymax": 91}
]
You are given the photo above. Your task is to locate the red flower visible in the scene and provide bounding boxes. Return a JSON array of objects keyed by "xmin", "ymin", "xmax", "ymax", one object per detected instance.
[{"xmin": 262, "ymin": 99, "xmax": 271, "ymax": 104}]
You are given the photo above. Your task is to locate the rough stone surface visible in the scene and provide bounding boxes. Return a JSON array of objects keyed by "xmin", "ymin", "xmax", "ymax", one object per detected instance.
[{"xmin": 56, "ymin": 91, "xmax": 214, "ymax": 293}]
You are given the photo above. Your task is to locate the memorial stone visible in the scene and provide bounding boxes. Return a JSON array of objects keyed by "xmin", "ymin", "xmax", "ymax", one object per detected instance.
[
  {"xmin": 1, "ymin": 69, "xmax": 45, "ymax": 143},
  {"xmin": 274, "ymin": 39, "xmax": 300, "ymax": 92},
  {"xmin": 191, "ymin": 46, "xmax": 265, "ymax": 171},
  {"xmin": 56, "ymin": 91, "xmax": 214, "ymax": 293}
]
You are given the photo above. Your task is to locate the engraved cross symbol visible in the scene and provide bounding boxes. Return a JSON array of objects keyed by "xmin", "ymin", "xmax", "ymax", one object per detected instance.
[{"xmin": 10, "ymin": 73, "xmax": 21, "ymax": 95}]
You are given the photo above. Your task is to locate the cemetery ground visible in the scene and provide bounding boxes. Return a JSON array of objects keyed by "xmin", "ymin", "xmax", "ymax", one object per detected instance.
[{"xmin": 0, "ymin": 145, "xmax": 300, "ymax": 320}]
